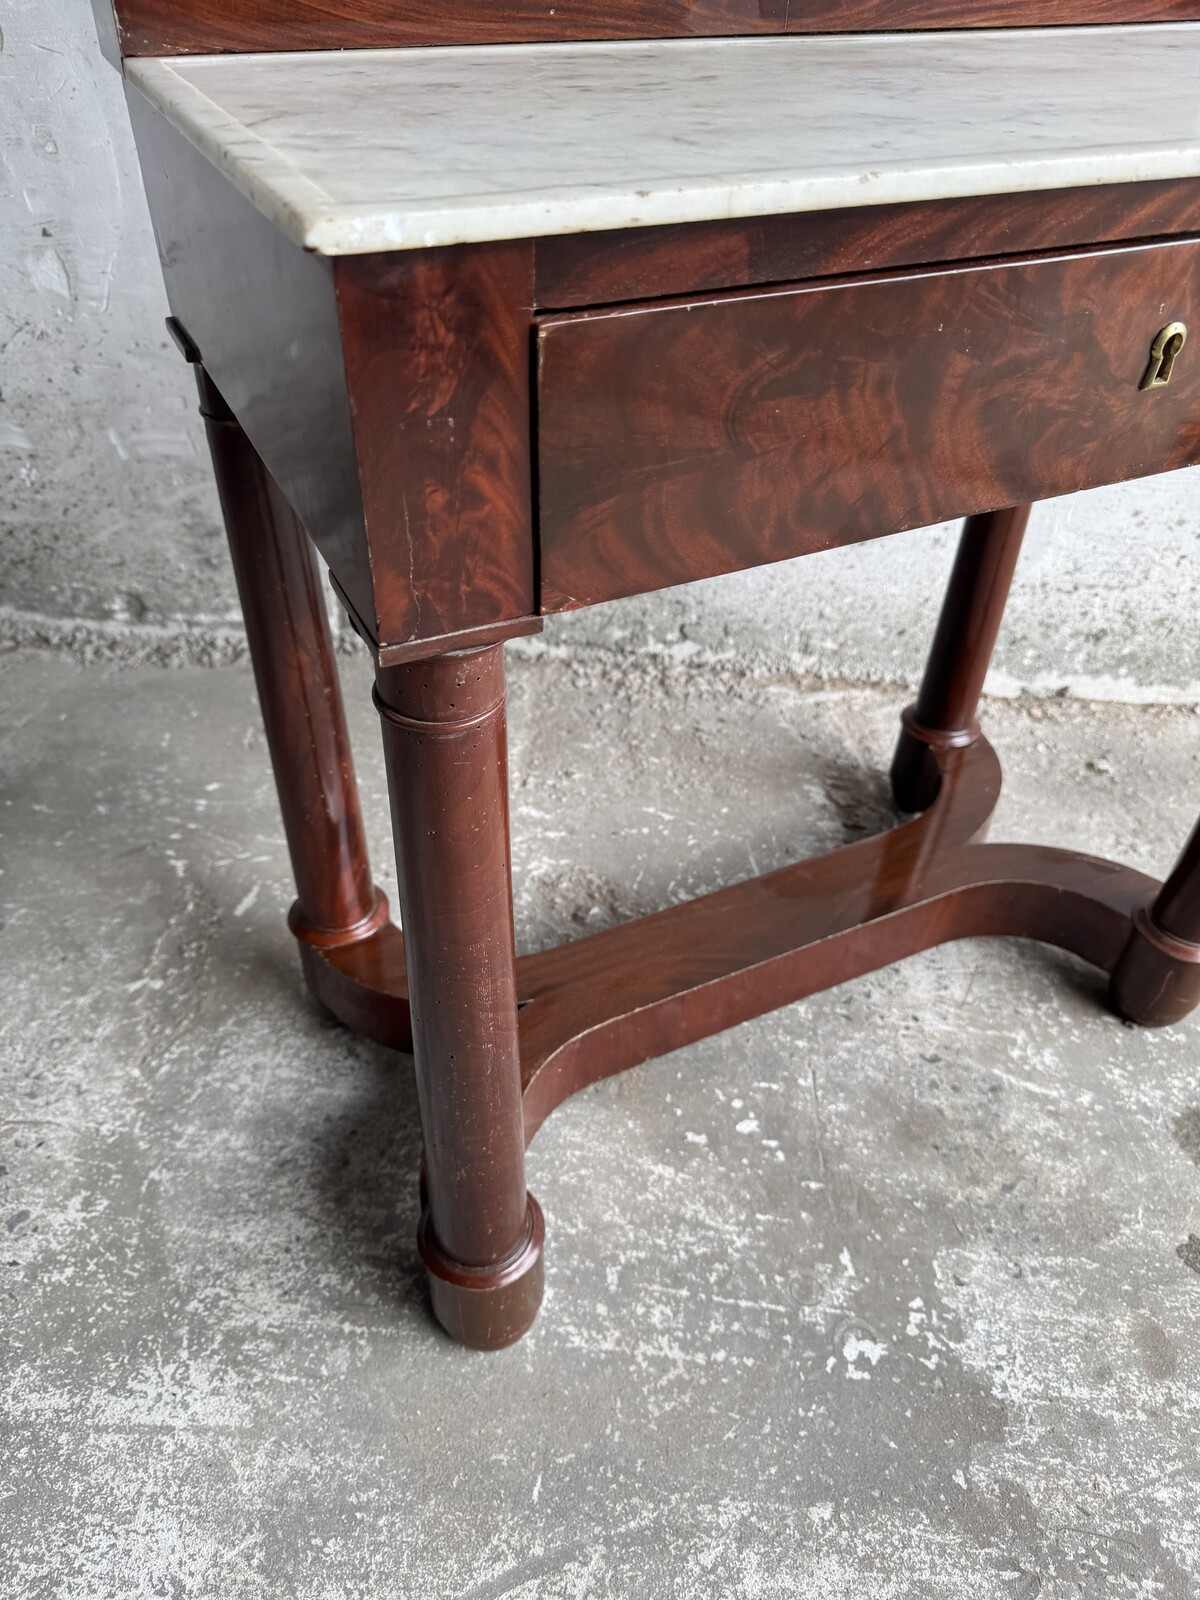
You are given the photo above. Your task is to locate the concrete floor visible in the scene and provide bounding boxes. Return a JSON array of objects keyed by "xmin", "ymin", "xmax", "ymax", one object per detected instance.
[{"xmin": 2, "ymin": 643, "xmax": 1199, "ymax": 1598}]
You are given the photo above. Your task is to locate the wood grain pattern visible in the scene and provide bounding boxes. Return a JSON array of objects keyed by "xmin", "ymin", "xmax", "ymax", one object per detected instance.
[
  {"xmin": 374, "ymin": 645, "xmax": 543, "ymax": 1348},
  {"xmin": 537, "ymin": 239, "xmax": 1200, "ymax": 610},
  {"xmin": 111, "ymin": 0, "xmax": 1200, "ymax": 58},
  {"xmin": 328, "ymin": 568, "xmax": 542, "ymax": 669},
  {"xmin": 197, "ymin": 366, "xmax": 385, "ymax": 948},
  {"xmin": 131, "ymin": 91, "xmax": 538, "ymax": 662},
  {"xmin": 334, "ymin": 246, "xmax": 536, "ymax": 653},
  {"xmin": 1111, "ymin": 819, "xmax": 1200, "ymax": 1025},
  {"xmin": 535, "ymin": 180, "xmax": 1200, "ymax": 310},
  {"xmin": 891, "ymin": 505, "xmax": 1031, "ymax": 813},
  {"xmin": 518, "ymin": 775, "xmax": 1159, "ymax": 1140},
  {"xmin": 295, "ymin": 916, "xmax": 412, "ymax": 1053},
  {"xmin": 297, "ymin": 730, "xmax": 1168, "ymax": 1146}
]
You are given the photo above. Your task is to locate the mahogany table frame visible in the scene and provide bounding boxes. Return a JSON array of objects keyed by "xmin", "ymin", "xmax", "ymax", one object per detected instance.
[{"xmin": 104, "ymin": 16, "xmax": 1200, "ymax": 1347}]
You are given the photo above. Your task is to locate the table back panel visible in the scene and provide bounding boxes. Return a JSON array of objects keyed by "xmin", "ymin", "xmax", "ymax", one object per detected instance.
[{"xmin": 98, "ymin": 1, "xmax": 1200, "ymax": 59}]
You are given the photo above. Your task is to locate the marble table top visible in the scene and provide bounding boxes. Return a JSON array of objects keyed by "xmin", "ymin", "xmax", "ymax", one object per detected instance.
[{"xmin": 126, "ymin": 26, "xmax": 1200, "ymax": 256}]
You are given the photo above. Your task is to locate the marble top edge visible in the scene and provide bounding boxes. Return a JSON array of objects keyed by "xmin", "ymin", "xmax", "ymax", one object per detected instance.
[
  {"xmin": 288, "ymin": 156, "xmax": 1200, "ymax": 256},
  {"xmin": 125, "ymin": 26, "xmax": 1200, "ymax": 257}
]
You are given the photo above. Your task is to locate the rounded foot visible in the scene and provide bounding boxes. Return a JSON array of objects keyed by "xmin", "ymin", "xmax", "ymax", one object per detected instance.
[
  {"xmin": 418, "ymin": 1195, "xmax": 544, "ymax": 1350},
  {"xmin": 1110, "ymin": 905, "xmax": 1200, "ymax": 1028}
]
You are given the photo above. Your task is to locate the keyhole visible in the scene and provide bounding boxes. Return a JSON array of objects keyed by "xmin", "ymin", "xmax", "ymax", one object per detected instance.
[
  {"xmin": 1140, "ymin": 320, "xmax": 1188, "ymax": 390},
  {"xmin": 1158, "ymin": 331, "xmax": 1184, "ymax": 384}
]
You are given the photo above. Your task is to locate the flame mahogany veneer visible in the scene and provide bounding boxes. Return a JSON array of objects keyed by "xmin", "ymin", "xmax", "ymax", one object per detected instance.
[
  {"xmin": 97, "ymin": 0, "xmax": 1200, "ymax": 60},
  {"xmin": 537, "ymin": 239, "xmax": 1200, "ymax": 608},
  {"xmin": 118, "ymin": 30, "xmax": 1200, "ymax": 1345}
]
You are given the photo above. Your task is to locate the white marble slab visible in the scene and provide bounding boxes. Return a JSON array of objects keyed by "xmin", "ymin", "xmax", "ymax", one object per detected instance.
[{"xmin": 126, "ymin": 26, "xmax": 1200, "ymax": 256}]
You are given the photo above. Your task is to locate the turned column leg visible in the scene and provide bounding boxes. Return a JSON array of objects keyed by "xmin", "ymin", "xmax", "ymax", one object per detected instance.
[
  {"xmin": 374, "ymin": 644, "xmax": 543, "ymax": 1349},
  {"xmin": 1111, "ymin": 822, "xmax": 1200, "ymax": 1026},
  {"xmin": 194, "ymin": 363, "xmax": 387, "ymax": 962},
  {"xmin": 891, "ymin": 505, "xmax": 1031, "ymax": 813}
]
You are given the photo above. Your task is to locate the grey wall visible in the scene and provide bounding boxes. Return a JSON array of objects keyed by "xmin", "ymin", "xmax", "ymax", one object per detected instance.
[
  {"xmin": 1, "ymin": 0, "xmax": 236, "ymax": 657},
  {"xmin": 3, "ymin": 0, "xmax": 1199, "ymax": 695}
]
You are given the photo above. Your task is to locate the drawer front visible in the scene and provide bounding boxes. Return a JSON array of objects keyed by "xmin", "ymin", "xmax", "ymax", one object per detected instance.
[{"xmin": 536, "ymin": 240, "xmax": 1200, "ymax": 610}]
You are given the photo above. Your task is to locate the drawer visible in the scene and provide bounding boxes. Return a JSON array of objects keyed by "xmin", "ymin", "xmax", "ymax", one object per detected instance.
[{"xmin": 536, "ymin": 239, "xmax": 1200, "ymax": 611}]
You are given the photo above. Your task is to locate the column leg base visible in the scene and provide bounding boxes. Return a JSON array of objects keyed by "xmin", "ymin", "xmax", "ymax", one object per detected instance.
[
  {"xmin": 1109, "ymin": 904, "xmax": 1200, "ymax": 1028},
  {"xmin": 288, "ymin": 888, "xmax": 391, "ymax": 952},
  {"xmin": 288, "ymin": 890, "xmax": 414, "ymax": 1052},
  {"xmin": 890, "ymin": 705, "xmax": 980, "ymax": 814},
  {"xmin": 418, "ymin": 1196, "xmax": 545, "ymax": 1351}
]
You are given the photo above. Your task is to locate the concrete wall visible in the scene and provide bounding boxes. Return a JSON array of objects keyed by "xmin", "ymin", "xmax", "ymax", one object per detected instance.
[
  {"xmin": 1, "ymin": 0, "xmax": 235, "ymax": 658},
  {"xmin": 3, "ymin": 0, "xmax": 1199, "ymax": 696}
]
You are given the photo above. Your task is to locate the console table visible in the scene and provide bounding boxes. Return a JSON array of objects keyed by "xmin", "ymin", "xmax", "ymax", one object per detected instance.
[{"xmin": 97, "ymin": 1, "xmax": 1200, "ymax": 1348}]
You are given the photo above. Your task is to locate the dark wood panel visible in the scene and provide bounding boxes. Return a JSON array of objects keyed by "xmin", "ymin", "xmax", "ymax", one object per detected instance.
[
  {"xmin": 536, "ymin": 181, "xmax": 1200, "ymax": 309},
  {"xmin": 125, "ymin": 85, "xmax": 377, "ymax": 629},
  {"xmin": 518, "ymin": 765, "xmax": 1155, "ymax": 1140},
  {"xmin": 294, "ymin": 729, "xmax": 1172, "ymax": 1146},
  {"xmin": 111, "ymin": 0, "xmax": 1200, "ymax": 57},
  {"xmin": 333, "ymin": 245, "xmax": 536, "ymax": 651},
  {"xmin": 537, "ymin": 240, "xmax": 1200, "ymax": 610},
  {"xmin": 131, "ymin": 89, "xmax": 535, "ymax": 654},
  {"xmin": 891, "ymin": 506, "xmax": 1030, "ymax": 813},
  {"xmin": 197, "ymin": 368, "xmax": 383, "ymax": 943},
  {"xmin": 374, "ymin": 645, "xmax": 543, "ymax": 1349}
]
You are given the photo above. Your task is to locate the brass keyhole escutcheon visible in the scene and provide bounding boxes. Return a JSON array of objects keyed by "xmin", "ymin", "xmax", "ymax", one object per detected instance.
[{"xmin": 1140, "ymin": 320, "xmax": 1188, "ymax": 390}]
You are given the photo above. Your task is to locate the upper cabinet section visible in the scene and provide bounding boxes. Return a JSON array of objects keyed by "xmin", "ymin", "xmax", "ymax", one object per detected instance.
[{"xmin": 99, "ymin": 0, "xmax": 1200, "ymax": 59}]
